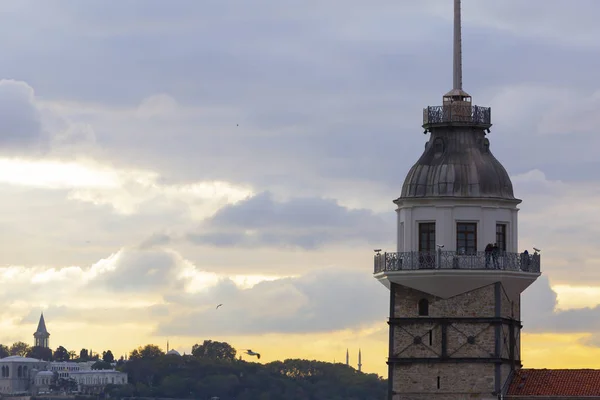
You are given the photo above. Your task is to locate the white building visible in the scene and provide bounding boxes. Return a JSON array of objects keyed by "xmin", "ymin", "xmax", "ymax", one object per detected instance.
[
  {"xmin": 0, "ymin": 356, "xmax": 48, "ymax": 394},
  {"xmin": 49, "ymin": 360, "xmax": 95, "ymax": 378},
  {"xmin": 70, "ymin": 369, "xmax": 128, "ymax": 394},
  {"xmin": 0, "ymin": 356, "xmax": 128, "ymax": 395}
]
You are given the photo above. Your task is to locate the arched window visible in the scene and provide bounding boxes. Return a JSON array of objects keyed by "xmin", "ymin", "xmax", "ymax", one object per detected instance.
[
  {"xmin": 5, "ymin": 366, "xmax": 9, "ymax": 378},
  {"xmin": 17, "ymin": 365, "xmax": 22, "ymax": 378},
  {"xmin": 1, "ymin": 366, "xmax": 5, "ymax": 377},
  {"xmin": 418, "ymin": 298, "xmax": 429, "ymax": 316}
]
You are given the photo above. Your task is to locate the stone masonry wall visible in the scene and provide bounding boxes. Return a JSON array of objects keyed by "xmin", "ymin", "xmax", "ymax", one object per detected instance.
[
  {"xmin": 392, "ymin": 363, "xmax": 496, "ymax": 397},
  {"xmin": 391, "ymin": 283, "xmax": 523, "ymax": 397},
  {"xmin": 394, "ymin": 284, "xmax": 496, "ymax": 318}
]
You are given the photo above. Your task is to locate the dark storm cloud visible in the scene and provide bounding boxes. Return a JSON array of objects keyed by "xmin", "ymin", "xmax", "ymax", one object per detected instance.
[
  {"xmin": 186, "ymin": 192, "xmax": 394, "ymax": 249},
  {"xmin": 156, "ymin": 267, "xmax": 388, "ymax": 336}
]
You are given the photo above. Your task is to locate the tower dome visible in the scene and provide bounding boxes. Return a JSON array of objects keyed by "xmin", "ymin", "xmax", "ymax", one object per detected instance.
[{"xmin": 399, "ymin": 128, "xmax": 516, "ymax": 200}]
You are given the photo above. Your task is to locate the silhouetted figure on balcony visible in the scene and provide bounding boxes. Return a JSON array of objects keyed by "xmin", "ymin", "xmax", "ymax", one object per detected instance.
[
  {"xmin": 485, "ymin": 243, "xmax": 493, "ymax": 267},
  {"xmin": 492, "ymin": 243, "xmax": 499, "ymax": 268},
  {"xmin": 521, "ymin": 250, "xmax": 530, "ymax": 271}
]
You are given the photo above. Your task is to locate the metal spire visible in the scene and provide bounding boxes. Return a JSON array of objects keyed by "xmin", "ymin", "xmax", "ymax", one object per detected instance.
[{"xmin": 453, "ymin": 0, "xmax": 462, "ymax": 91}]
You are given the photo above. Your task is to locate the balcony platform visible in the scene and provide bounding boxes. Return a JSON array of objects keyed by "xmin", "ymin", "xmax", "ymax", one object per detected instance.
[
  {"xmin": 423, "ymin": 105, "xmax": 491, "ymax": 130},
  {"xmin": 373, "ymin": 251, "xmax": 541, "ymax": 300}
]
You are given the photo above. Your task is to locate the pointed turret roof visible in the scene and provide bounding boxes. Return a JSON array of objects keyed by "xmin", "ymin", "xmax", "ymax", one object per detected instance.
[{"xmin": 36, "ymin": 313, "xmax": 48, "ymax": 334}]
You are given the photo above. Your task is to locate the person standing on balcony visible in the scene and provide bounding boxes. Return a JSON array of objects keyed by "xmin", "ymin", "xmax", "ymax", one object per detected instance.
[
  {"xmin": 485, "ymin": 243, "xmax": 493, "ymax": 267},
  {"xmin": 492, "ymin": 243, "xmax": 500, "ymax": 267}
]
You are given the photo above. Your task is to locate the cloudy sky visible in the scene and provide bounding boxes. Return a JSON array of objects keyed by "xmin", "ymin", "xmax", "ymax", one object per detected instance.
[{"xmin": 1, "ymin": 0, "xmax": 600, "ymax": 376}]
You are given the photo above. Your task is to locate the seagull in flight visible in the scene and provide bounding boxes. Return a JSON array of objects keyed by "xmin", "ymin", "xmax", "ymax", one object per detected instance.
[
  {"xmin": 243, "ymin": 349, "xmax": 260, "ymax": 359},
  {"xmin": 216, "ymin": 304, "xmax": 223, "ymax": 309}
]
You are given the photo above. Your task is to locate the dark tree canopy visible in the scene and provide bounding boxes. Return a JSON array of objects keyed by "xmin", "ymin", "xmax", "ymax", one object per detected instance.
[
  {"xmin": 27, "ymin": 346, "xmax": 53, "ymax": 361},
  {"xmin": 9, "ymin": 342, "xmax": 31, "ymax": 357},
  {"xmin": 191, "ymin": 340, "xmax": 236, "ymax": 361},
  {"xmin": 79, "ymin": 348, "xmax": 89, "ymax": 360},
  {"xmin": 103, "ymin": 350, "xmax": 115, "ymax": 363},
  {"xmin": 129, "ymin": 344, "xmax": 165, "ymax": 360},
  {"xmin": 0, "ymin": 344, "xmax": 9, "ymax": 358},
  {"xmin": 53, "ymin": 346, "xmax": 69, "ymax": 362},
  {"xmin": 108, "ymin": 343, "xmax": 386, "ymax": 400},
  {"xmin": 92, "ymin": 360, "xmax": 113, "ymax": 370}
]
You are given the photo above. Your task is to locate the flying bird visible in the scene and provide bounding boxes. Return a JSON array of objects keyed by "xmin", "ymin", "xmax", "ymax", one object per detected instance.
[
  {"xmin": 216, "ymin": 304, "xmax": 223, "ymax": 309},
  {"xmin": 244, "ymin": 349, "xmax": 260, "ymax": 359}
]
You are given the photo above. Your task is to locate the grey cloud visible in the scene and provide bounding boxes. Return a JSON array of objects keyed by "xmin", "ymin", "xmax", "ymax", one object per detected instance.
[
  {"xmin": 91, "ymin": 248, "xmax": 183, "ymax": 293},
  {"xmin": 522, "ymin": 276, "xmax": 600, "ymax": 338},
  {"xmin": 20, "ymin": 304, "xmax": 171, "ymax": 327},
  {"xmin": 156, "ymin": 267, "xmax": 388, "ymax": 336},
  {"xmin": 0, "ymin": 80, "xmax": 46, "ymax": 153},
  {"xmin": 138, "ymin": 232, "xmax": 171, "ymax": 250},
  {"xmin": 187, "ymin": 192, "xmax": 394, "ymax": 249}
]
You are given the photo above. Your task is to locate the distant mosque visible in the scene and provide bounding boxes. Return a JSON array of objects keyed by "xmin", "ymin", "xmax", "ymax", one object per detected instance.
[{"xmin": 344, "ymin": 348, "xmax": 362, "ymax": 372}]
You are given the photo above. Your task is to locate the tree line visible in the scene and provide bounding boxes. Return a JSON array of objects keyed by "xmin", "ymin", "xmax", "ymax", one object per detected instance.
[
  {"xmin": 1, "ymin": 340, "xmax": 387, "ymax": 399},
  {"xmin": 106, "ymin": 340, "xmax": 386, "ymax": 400},
  {"xmin": 0, "ymin": 342, "xmax": 118, "ymax": 366}
]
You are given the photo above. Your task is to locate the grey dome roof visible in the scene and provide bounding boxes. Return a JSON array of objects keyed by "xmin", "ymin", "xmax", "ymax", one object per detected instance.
[{"xmin": 399, "ymin": 128, "xmax": 516, "ymax": 200}]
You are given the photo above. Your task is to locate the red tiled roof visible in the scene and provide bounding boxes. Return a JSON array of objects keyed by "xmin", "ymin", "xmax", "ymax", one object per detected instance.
[{"xmin": 507, "ymin": 368, "xmax": 600, "ymax": 397}]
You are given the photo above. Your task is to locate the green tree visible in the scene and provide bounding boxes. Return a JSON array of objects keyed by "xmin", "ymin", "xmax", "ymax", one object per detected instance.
[
  {"xmin": 129, "ymin": 344, "xmax": 164, "ymax": 360},
  {"xmin": 53, "ymin": 346, "xmax": 69, "ymax": 362},
  {"xmin": 0, "ymin": 344, "xmax": 9, "ymax": 358},
  {"xmin": 79, "ymin": 348, "xmax": 89, "ymax": 361},
  {"xmin": 102, "ymin": 349, "xmax": 115, "ymax": 363},
  {"xmin": 9, "ymin": 341, "xmax": 31, "ymax": 357},
  {"xmin": 27, "ymin": 346, "xmax": 53, "ymax": 360},
  {"xmin": 191, "ymin": 340, "xmax": 236, "ymax": 361},
  {"xmin": 92, "ymin": 360, "xmax": 112, "ymax": 370},
  {"xmin": 67, "ymin": 350, "xmax": 76, "ymax": 360}
]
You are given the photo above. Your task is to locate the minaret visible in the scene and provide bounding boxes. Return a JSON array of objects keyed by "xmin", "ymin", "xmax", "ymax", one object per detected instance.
[
  {"xmin": 358, "ymin": 349, "xmax": 362, "ymax": 372},
  {"xmin": 373, "ymin": 1, "xmax": 541, "ymax": 399},
  {"xmin": 33, "ymin": 312, "xmax": 50, "ymax": 349},
  {"xmin": 345, "ymin": 348, "xmax": 349, "ymax": 366}
]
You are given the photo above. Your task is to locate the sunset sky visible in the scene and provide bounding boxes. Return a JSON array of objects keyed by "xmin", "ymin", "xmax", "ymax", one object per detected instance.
[{"xmin": 1, "ymin": 0, "xmax": 600, "ymax": 377}]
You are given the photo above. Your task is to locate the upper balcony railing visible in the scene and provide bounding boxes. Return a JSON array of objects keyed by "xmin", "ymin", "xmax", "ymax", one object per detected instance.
[
  {"xmin": 423, "ymin": 105, "xmax": 491, "ymax": 128},
  {"xmin": 373, "ymin": 250, "xmax": 540, "ymax": 274}
]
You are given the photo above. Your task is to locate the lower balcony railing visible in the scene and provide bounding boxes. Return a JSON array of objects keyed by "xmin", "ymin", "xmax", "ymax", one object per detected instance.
[{"xmin": 373, "ymin": 251, "xmax": 540, "ymax": 274}]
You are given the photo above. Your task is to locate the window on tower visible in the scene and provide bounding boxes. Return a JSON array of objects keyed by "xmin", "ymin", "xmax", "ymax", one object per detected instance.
[
  {"xmin": 419, "ymin": 223, "xmax": 436, "ymax": 252},
  {"xmin": 418, "ymin": 298, "xmax": 429, "ymax": 316},
  {"xmin": 496, "ymin": 224, "xmax": 507, "ymax": 252},
  {"xmin": 456, "ymin": 222, "xmax": 477, "ymax": 254}
]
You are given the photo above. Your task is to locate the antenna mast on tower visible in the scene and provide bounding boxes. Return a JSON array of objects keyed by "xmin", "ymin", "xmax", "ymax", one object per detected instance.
[{"xmin": 453, "ymin": 0, "xmax": 463, "ymax": 91}]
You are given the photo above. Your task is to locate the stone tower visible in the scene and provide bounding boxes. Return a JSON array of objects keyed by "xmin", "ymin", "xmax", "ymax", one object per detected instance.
[
  {"xmin": 373, "ymin": 1, "xmax": 541, "ymax": 399},
  {"xmin": 33, "ymin": 312, "xmax": 50, "ymax": 349}
]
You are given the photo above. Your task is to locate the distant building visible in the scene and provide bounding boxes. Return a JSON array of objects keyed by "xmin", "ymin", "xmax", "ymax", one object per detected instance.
[
  {"xmin": 70, "ymin": 369, "xmax": 128, "ymax": 394},
  {"xmin": 33, "ymin": 313, "xmax": 50, "ymax": 349},
  {"xmin": 49, "ymin": 361, "xmax": 96, "ymax": 378},
  {"xmin": 0, "ymin": 356, "xmax": 47, "ymax": 394}
]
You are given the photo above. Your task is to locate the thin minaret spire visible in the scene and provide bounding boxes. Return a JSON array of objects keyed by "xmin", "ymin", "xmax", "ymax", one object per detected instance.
[
  {"xmin": 453, "ymin": 0, "xmax": 463, "ymax": 91},
  {"xmin": 346, "ymin": 348, "xmax": 349, "ymax": 366},
  {"xmin": 358, "ymin": 348, "xmax": 362, "ymax": 372}
]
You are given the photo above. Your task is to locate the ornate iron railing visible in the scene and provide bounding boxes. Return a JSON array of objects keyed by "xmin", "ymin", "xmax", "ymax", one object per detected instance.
[
  {"xmin": 373, "ymin": 251, "xmax": 540, "ymax": 274},
  {"xmin": 423, "ymin": 105, "xmax": 491, "ymax": 126}
]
